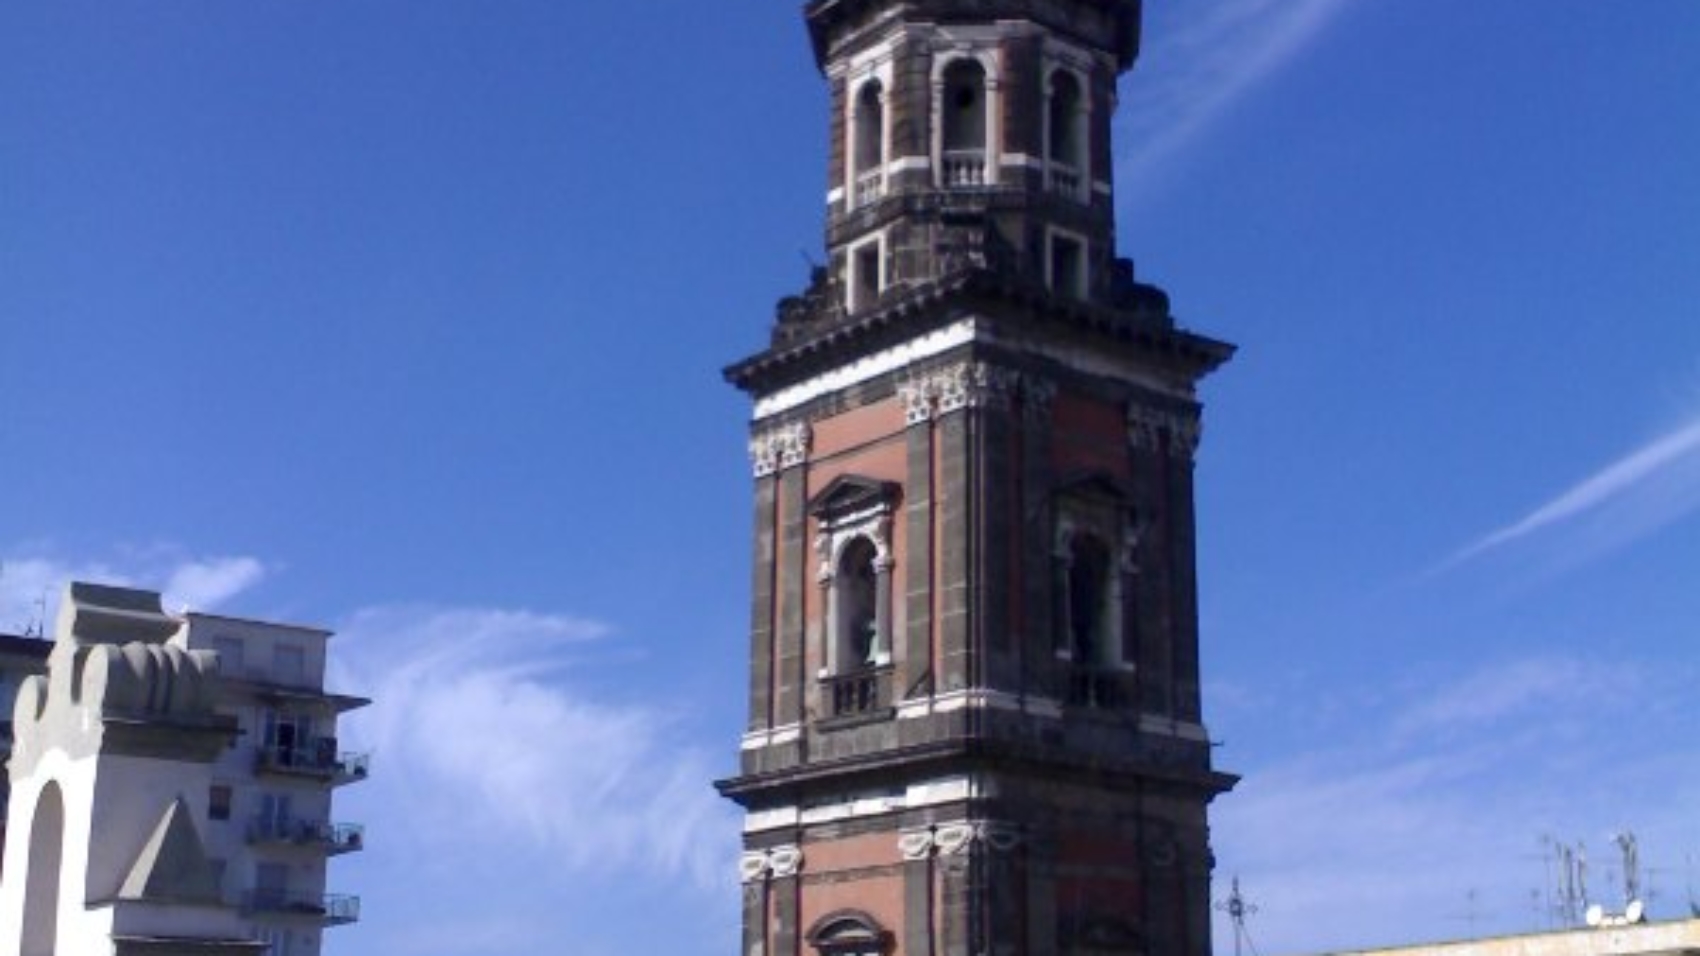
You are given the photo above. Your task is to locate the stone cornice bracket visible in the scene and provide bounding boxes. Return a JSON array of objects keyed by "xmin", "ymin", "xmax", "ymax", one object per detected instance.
[
  {"xmin": 1021, "ymin": 377, "xmax": 1057, "ymax": 422},
  {"xmin": 897, "ymin": 821, "xmax": 1023, "ymax": 860},
  {"xmin": 1127, "ymin": 404, "xmax": 1203, "ymax": 458},
  {"xmin": 750, "ymin": 421, "xmax": 813, "ymax": 478},
  {"xmin": 901, "ymin": 362, "xmax": 1021, "ymax": 426},
  {"xmin": 740, "ymin": 844, "xmax": 805, "ymax": 883}
]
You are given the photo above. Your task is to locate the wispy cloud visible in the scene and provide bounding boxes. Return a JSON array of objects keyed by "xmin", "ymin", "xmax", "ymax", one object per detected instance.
[
  {"xmin": 1442, "ymin": 414, "xmax": 1700, "ymax": 570},
  {"xmin": 332, "ymin": 604, "xmax": 737, "ymax": 954},
  {"xmin": 1214, "ymin": 653, "xmax": 1700, "ymax": 954},
  {"xmin": 1118, "ymin": 0, "xmax": 1351, "ymax": 189},
  {"xmin": 0, "ymin": 547, "xmax": 268, "ymax": 632}
]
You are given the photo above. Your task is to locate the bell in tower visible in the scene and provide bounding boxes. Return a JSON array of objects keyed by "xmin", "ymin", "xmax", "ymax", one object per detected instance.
[{"xmin": 720, "ymin": 2, "xmax": 1236, "ymax": 955}]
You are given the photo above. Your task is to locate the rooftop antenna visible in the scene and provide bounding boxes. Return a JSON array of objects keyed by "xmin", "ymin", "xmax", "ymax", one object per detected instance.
[
  {"xmin": 25, "ymin": 587, "xmax": 47, "ymax": 638},
  {"xmin": 1450, "ymin": 889, "xmax": 1493, "ymax": 937},
  {"xmin": 1215, "ymin": 876, "xmax": 1260, "ymax": 956},
  {"xmin": 1615, "ymin": 832, "xmax": 1641, "ymax": 908}
]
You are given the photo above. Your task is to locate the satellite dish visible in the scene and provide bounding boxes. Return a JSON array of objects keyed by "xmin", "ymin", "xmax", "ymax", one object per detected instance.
[
  {"xmin": 1586, "ymin": 904, "xmax": 1605, "ymax": 927},
  {"xmin": 1626, "ymin": 900, "xmax": 1645, "ymax": 924}
]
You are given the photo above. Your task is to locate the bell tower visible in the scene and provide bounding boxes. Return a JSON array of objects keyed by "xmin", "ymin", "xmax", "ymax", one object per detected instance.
[{"xmin": 720, "ymin": 2, "xmax": 1237, "ymax": 955}]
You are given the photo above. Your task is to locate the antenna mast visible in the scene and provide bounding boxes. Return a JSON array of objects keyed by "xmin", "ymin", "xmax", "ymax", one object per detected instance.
[{"xmin": 1216, "ymin": 876, "xmax": 1260, "ymax": 956}]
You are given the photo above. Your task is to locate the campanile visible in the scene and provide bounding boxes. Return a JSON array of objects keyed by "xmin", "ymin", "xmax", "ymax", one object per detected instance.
[{"xmin": 720, "ymin": 3, "xmax": 1236, "ymax": 954}]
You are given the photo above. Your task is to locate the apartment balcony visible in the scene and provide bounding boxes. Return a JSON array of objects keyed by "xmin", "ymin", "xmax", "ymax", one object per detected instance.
[
  {"xmin": 255, "ymin": 739, "xmax": 370, "ymax": 786},
  {"xmin": 942, "ymin": 149, "xmax": 987, "ymax": 188},
  {"xmin": 242, "ymin": 891, "xmax": 361, "ymax": 927},
  {"xmin": 248, "ymin": 817, "xmax": 365, "ymax": 856}
]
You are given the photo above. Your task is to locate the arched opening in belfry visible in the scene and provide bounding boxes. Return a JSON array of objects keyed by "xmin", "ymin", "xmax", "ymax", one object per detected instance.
[
  {"xmin": 20, "ymin": 782, "xmax": 66, "ymax": 956},
  {"xmin": 836, "ymin": 536, "xmax": 880, "ymax": 669},
  {"xmin": 1068, "ymin": 535, "xmax": 1112, "ymax": 665},
  {"xmin": 1048, "ymin": 69, "xmax": 1084, "ymax": 170},
  {"xmin": 852, "ymin": 79, "xmax": 887, "ymax": 206},
  {"xmin": 941, "ymin": 59, "xmax": 988, "ymax": 185}
]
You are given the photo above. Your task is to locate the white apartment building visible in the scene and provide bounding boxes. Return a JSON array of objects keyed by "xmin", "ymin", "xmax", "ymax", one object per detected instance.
[
  {"xmin": 178, "ymin": 610, "xmax": 369, "ymax": 956},
  {"xmin": 0, "ymin": 583, "xmax": 367, "ymax": 956}
]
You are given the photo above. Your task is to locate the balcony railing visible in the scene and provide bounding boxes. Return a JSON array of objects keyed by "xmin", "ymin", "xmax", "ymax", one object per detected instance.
[
  {"xmin": 854, "ymin": 169, "xmax": 886, "ymax": 207},
  {"xmin": 942, "ymin": 149, "xmax": 987, "ymax": 188},
  {"xmin": 248, "ymin": 817, "xmax": 365, "ymax": 856},
  {"xmin": 1066, "ymin": 667, "xmax": 1126, "ymax": 710},
  {"xmin": 255, "ymin": 739, "xmax": 370, "ymax": 784},
  {"xmin": 242, "ymin": 891, "xmax": 361, "ymax": 926},
  {"xmin": 822, "ymin": 667, "xmax": 893, "ymax": 720},
  {"xmin": 1046, "ymin": 162, "xmax": 1084, "ymax": 200}
]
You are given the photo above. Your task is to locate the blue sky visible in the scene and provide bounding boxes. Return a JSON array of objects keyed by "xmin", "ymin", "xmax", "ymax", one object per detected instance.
[{"xmin": 2, "ymin": 2, "xmax": 1698, "ymax": 954}]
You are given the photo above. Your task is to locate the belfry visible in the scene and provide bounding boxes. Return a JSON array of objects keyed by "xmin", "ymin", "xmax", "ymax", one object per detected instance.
[{"xmin": 719, "ymin": 2, "xmax": 1236, "ymax": 954}]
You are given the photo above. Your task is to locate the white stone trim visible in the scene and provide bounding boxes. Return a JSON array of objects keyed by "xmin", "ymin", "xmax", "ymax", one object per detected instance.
[
  {"xmin": 1137, "ymin": 714, "xmax": 1210, "ymax": 743},
  {"xmin": 826, "ymin": 186, "xmax": 845, "ymax": 206},
  {"xmin": 752, "ymin": 318, "xmax": 978, "ymax": 420},
  {"xmin": 749, "ymin": 421, "xmax": 813, "ymax": 477},
  {"xmin": 740, "ymin": 722, "xmax": 803, "ymax": 751},
  {"xmin": 751, "ymin": 319, "xmax": 1188, "ymax": 422},
  {"xmin": 895, "ymin": 687, "xmax": 1063, "ymax": 720},
  {"xmin": 738, "ymin": 844, "xmax": 804, "ymax": 882},
  {"xmin": 888, "ymin": 156, "xmax": 932, "ymax": 174},
  {"xmin": 743, "ymin": 774, "xmax": 999, "ymax": 834}
]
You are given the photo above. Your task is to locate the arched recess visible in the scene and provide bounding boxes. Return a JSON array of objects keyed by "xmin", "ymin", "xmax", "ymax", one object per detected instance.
[
  {"xmin": 850, "ymin": 78, "xmax": 887, "ymax": 206},
  {"xmin": 935, "ymin": 56, "xmax": 994, "ymax": 187},
  {"xmin": 1045, "ymin": 68, "xmax": 1089, "ymax": 197},
  {"xmin": 807, "ymin": 910, "xmax": 893, "ymax": 956},
  {"xmin": 20, "ymin": 781, "xmax": 66, "ymax": 956}
]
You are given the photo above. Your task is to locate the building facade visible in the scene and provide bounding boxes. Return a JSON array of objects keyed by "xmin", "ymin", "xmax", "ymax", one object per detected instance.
[
  {"xmin": 719, "ymin": 2, "xmax": 1236, "ymax": 955},
  {"xmin": 0, "ymin": 583, "xmax": 366, "ymax": 956}
]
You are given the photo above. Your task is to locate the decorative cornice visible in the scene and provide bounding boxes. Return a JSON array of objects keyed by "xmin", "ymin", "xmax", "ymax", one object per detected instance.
[
  {"xmin": 898, "ymin": 820, "xmax": 1022, "ymax": 860},
  {"xmin": 900, "ymin": 361, "xmax": 1022, "ymax": 426},
  {"xmin": 739, "ymin": 844, "xmax": 805, "ymax": 883},
  {"xmin": 1128, "ymin": 404, "xmax": 1202, "ymax": 457},
  {"xmin": 750, "ymin": 422, "xmax": 813, "ymax": 478}
]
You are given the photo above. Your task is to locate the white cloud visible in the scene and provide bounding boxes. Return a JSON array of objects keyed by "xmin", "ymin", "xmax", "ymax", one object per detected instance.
[
  {"xmin": 1212, "ymin": 654, "xmax": 1700, "ymax": 954},
  {"xmin": 333, "ymin": 604, "xmax": 737, "ymax": 892},
  {"xmin": 0, "ymin": 548, "xmax": 267, "ymax": 633},
  {"xmin": 1447, "ymin": 415, "xmax": 1700, "ymax": 568},
  {"xmin": 1118, "ymin": 0, "xmax": 1351, "ymax": 192}
]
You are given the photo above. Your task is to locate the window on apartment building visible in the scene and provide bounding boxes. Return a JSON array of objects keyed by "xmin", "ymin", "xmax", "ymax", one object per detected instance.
[
  {"xmin": 259, "ymin": 792, "xmax": 293, "ymax": 840},
  {"xmin": 274, "ymin": 644, "xmax": 306, "ymax": 686},
  {"xmin": 255, "ymin": 862, "xmax": 290, "ymax": 907},
  {"xmin": 209, "ymin": 784, "xmax": 233, "ymax": 822},
  {"xmin": 264, "ymin": 711, "xmax": 314, "ymax": 765},
  {"xmin": 213, "ymin": 637, "xmax": 244, "ymax": 678}
]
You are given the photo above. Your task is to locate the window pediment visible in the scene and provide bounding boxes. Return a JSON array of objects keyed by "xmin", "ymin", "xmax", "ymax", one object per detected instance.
[
  {"xmin": 807, "ymin": 910, "xmax": 892, "ymax": 955},
  {"xmin": 1052, "ymin": 469, "xmax": 1133, "ymax": 504},
  {"xmin": 810, "ymin": 475, "xmax": 901, "ymax": 523}
]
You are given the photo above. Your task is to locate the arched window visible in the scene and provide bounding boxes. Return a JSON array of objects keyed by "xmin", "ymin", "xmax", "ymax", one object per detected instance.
[
  {"xmin": 812, "ymin": 477, "xmax": 900, "ymax": 719},
  {"xmin": 1067, "ymin": 534, "xmax": 1111, "ymax": 665},
  {"xmin": 808, "ymin": 911, "xmax": 892, "ymax": 956},
  {"xmin": 1046, "ymin": 69, "xmax": 1087, "ymax": 198},
  {"xmin": 940, "ymin": 59, "xmax": 988, "ymax": 187},
  {"xmin": 836, "ymin": 536, "xmax": 880, "ymax": 668},
  {"xmin": 21, "ymin": 782, "xmax": 65, "ymax": 956},
  {"xmin": 852, "ymin": 80, "xmax": 886, "ymax": 207}
]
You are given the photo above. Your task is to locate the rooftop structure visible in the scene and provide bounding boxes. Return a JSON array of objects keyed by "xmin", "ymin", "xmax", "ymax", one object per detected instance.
[{"xmin": 0, "ymin": 583, "xmax": 367, "ymax": 956}]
